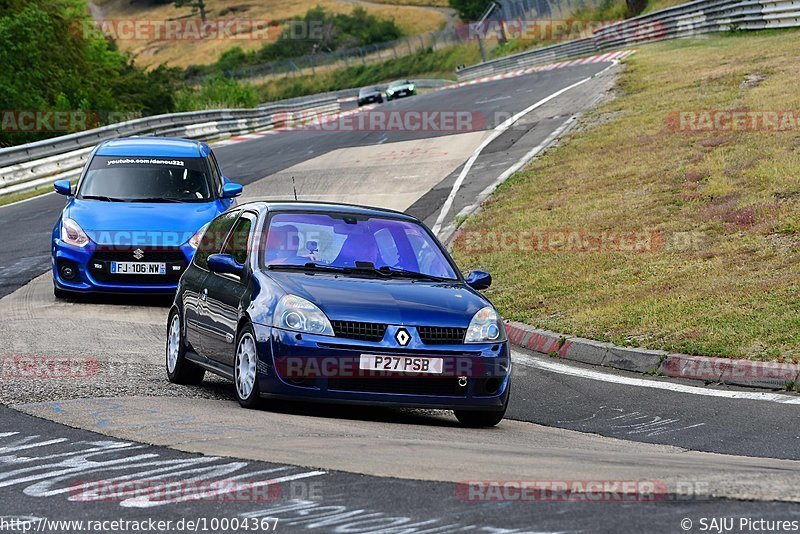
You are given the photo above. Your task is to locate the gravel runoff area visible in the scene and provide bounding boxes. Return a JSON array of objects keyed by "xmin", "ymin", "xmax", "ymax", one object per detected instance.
[{"xmin": 0, "ymin": 273, "xmax": 234, "ymax": 405}]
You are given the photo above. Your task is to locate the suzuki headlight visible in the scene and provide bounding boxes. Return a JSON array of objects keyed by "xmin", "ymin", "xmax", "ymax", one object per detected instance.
[
  {"xmin": 275, "ymin": 295, "xmax": 334, "ymax": 336},
  {"xmin": 61, "ymin": 218, "xmax": 89, "ymax": 247},
  {"xmin": 409, "ymin": 84, "xmax": 416, "ymax": 91},
  {"xmin": 465, "ymin": 306, "xmax": 505, "ymax": 343},
  {"xmin": 386, "ymin": 89, "xmax": 394, "ymax": 95},
  {"xmin": 188, "ymin": 223, "xmax": 209, "ymax": 249}
]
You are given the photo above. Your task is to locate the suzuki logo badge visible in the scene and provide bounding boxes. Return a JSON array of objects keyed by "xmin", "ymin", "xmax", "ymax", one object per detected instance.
[
  {"xmin": 133, "ymin": 248, "xmax": 145, "ymax": 260},
  {"xmin": 395, "ymin": 328, "xmax": 411, "ymax": 347}
]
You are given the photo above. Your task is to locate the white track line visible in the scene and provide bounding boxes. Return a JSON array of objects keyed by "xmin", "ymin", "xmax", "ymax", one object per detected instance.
[
  {"xmin": 491, "ymin": 116, "xmax": 576, "ymax": 187},
  {"xmin": 438, "ymin": 116, "xmax": 578, "ymax": 242},
  {"xmin": 513, "ymin": 351, "xmax": 800, "ymax": 405},
  {"xmin": 0, "ymin": 190, "xmax": 57, "ymax": 210},
  {"xmin": 431, "ymin": 62, "xmax": 616, "ymax": 236}
]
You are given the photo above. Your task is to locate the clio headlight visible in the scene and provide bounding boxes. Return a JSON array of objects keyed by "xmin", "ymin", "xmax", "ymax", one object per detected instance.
[
  {"xmin": 465, "ymin": 306, "xmax": 505, "ymax": 343},
  {"xmin": 275, "ymin": 295, "xmax": 334, "ymax": 336}
]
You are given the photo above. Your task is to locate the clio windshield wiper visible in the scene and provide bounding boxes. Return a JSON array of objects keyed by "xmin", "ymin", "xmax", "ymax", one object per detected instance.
[
  {"xmin": 375, "ymin": 265, "xmax": 449, "ymax": 282},
  {"xmin": 267, "ymin": 262, "xmax": 349, "ymax": 274},
  {"xmin": 267, "ymin": 262, "xmax": 450, "ymax": 282}
]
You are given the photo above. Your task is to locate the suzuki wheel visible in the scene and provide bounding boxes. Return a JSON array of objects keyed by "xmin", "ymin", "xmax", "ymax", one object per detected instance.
[{"xmin": 53, "ymin": 285, "xmax": 70, "ymax": 300}]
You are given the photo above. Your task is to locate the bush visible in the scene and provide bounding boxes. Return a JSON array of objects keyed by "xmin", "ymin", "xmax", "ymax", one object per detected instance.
[
  {"xmin": 185, "ymin": 6, "xmax": 404, "ymax": 79},
  {"xmin": 0, "ymin": 0, "xmax": 178, "ymax": 146},
  {"xmin": 448, "ymin": 0, "xmax": 492, "ymax": 20},
  {"xmin": 175, "ymin": 76, "xmax": 259, "ymax": 111}
]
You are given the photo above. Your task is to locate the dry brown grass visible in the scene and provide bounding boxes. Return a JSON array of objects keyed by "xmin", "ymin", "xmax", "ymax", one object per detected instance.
[
  {"xmin": 362, "ymin": 0, "xmax": 450, "ymax": 6},
  {"xmin": 93, "ymin": 0, "xmax": 448, "ymax": 68},
  {"xmin": 453, "ymin": 30, "xmax": 800, "ymax": 361}
]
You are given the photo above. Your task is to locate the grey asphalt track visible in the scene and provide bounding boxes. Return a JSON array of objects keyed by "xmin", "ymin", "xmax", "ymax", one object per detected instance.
[
  {"xmin": 2, "ymin": 406, "xmax": 799, "ymax": 534},
  {"xmin": 2, "ymin": 61, "xmax": 799, "ymax": 532}
]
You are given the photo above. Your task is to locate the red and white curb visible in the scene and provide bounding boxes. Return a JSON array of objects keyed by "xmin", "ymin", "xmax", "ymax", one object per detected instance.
[
  {"xmin": 451, "ymin": 49, "xmax": 636, "ymax": 88},
  {"xmin": 506, "ymin": 320, "xmax": 800, "ymax": 391},
  {"xmin": 212, "ymin": 131, "xmax": 276, "ymax": 147}
]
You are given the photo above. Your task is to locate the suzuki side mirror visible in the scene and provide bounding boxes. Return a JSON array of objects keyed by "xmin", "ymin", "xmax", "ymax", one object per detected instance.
[
  {"xmin": 222, "ymin": 183, "xmax": 243, "ymax": 198},
  {"xmin": 54, "ymin": 180, "xmax": 73, "ymax": 196}
]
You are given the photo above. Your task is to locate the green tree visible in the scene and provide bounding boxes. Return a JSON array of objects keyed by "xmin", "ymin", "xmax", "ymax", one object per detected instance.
[
  {"xmin": 448, "ymin": 0, "xmax": 492, "ymax": 20},
  {"xmin": 173, "ymin": 0, "xmax": 207, "ymax": 23},
  {"xmin": 0, "ymin": 0, "xmax": 177, "ymax": 145},
  {"xmin": 626, "ymin": 0, "xmax": 647, "ymax": 15}
]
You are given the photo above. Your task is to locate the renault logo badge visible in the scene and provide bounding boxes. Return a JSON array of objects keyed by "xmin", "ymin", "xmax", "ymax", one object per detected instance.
[{"xmin": 395, "ymin": 328, "xmax": 411, "ymax": 346}]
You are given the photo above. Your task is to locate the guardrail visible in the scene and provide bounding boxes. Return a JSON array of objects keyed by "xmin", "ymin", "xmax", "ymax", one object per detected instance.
[
  {"xmin": 456, "ymin": 0, "xmax": 800, "ymax": 80},
  {"xmin": 0, "ymin": 79, "xmax": 453, "ymax": 198},
  {"xmin": 0, "ymin": 97, "xmax": 338, "ymax": 197}
]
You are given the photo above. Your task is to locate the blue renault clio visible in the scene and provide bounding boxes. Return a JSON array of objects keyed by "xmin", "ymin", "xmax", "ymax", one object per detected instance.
[
  {"xmin": 166, "ymin": 201, "xmax": 511, "ymax": 426},
  {"xmin": 51, "ymin": 137, "xmax": 242, "ymax": 297}
]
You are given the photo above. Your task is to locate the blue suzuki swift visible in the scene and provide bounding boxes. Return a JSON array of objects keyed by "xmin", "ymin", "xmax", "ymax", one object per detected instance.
[
  {"xmin": 51, "ymin": 137, "xmax": 242, "ymax": 297},
  {"xmin": 166, "ymin": 201, "xmax": 511, "ymax": 427}
]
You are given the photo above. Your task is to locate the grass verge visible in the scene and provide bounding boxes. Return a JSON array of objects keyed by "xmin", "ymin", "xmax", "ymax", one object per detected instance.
[
  {"xmin": 452, "ymin": 29, "xmax": 800, "ymax": 361},
  {"xmin": 0, "ymin": 183, "xmax": 69, "ymax": 207},
  {"xmin": 0, "ymin": 189, "xmax": 48, "ymax": 207}
]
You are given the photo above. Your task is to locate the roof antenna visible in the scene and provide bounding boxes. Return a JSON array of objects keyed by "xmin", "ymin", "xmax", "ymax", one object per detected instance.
[{"xmin": 291, "ymin": 176, "xmax": 298, "ymax": 201}]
